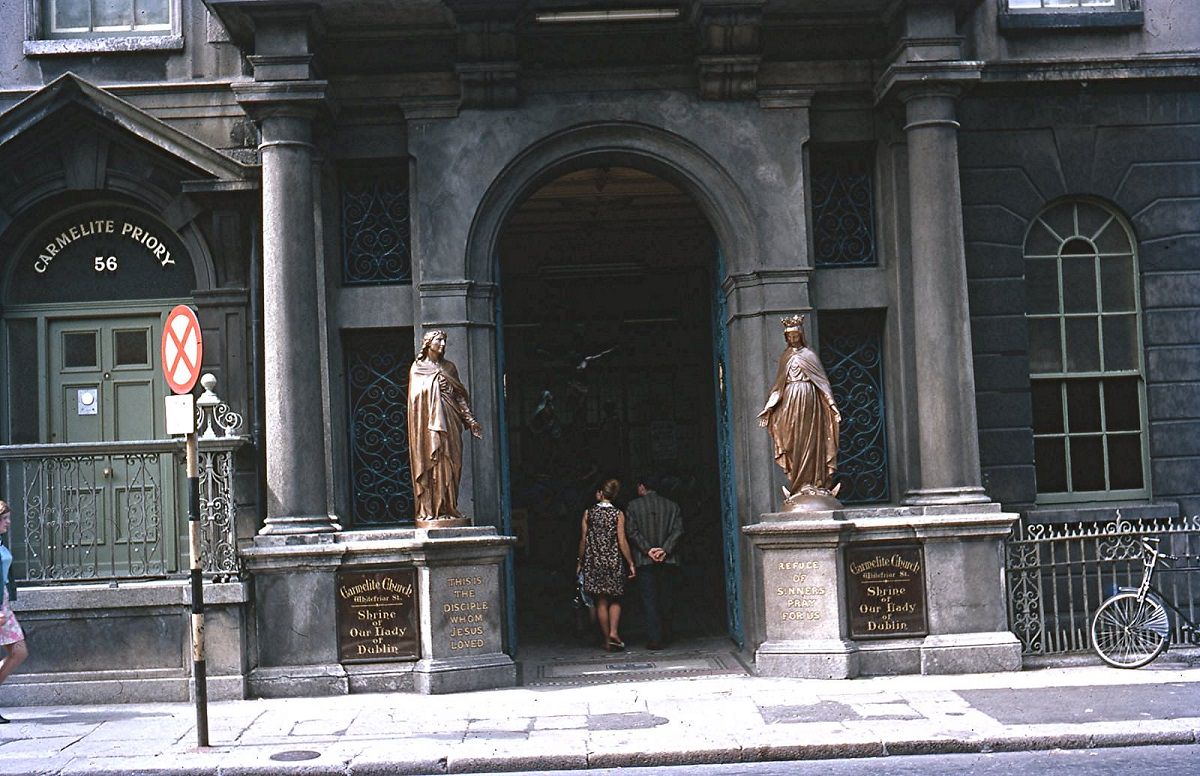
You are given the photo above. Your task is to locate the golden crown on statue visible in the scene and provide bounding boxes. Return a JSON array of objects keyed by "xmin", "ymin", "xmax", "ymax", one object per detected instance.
[{"xmin": 781, "ymin": 314, "xmax": 805, "ymax": 331}]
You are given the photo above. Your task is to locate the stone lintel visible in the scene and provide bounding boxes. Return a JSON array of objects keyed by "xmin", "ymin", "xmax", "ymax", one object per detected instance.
[
  {"xmin": 873, "ymin": 60, "xmax": 983, "ymax": 106},
  {"xmin": 756, "ymin": 88, "xmax": 814, "ymax": 110},
  {"xmin": 231, "ymin": 80, "xmax": 331, "ymax": 123},
  {"xmin": 244, "ymin": 526, "xmax": 515, "ymax": 571},
  {"xmin": 883, "ymin": 35, "xmax": 965, "ymax": 70},
  {"xmin": 247, "ymin": 53, "xmax": 318, "ymax": 82}
]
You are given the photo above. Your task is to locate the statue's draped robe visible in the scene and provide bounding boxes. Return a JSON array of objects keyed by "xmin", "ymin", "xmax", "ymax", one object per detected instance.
[
  {"xmin": 408, "ymin": 357, "xmax": 472, "ymax": 519},
  {"xmin": 759, "ymin": 346, "xmax": 839, "ymax": 496}
]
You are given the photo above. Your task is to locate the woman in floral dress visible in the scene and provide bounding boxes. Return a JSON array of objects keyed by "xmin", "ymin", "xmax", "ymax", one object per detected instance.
[{"xmin": 576, "ymin": 479, "xmax": 636, "ymax": 650}]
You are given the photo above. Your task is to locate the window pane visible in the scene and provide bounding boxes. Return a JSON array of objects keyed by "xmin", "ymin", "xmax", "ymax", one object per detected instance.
[
  {"xmin": 1031, "ymin": 380, "xmax": 1064, "ymax": 434},
  {"xmin": 1009, "ymin": 0, "xmax": 1042, "ymax": 8},
  {"xmin": 1042, "ymin": 207, "xmax": 1076, "ymax": 246},
  {"xmin": 54, "ymin": 0, "xmax": 91, "ymax": 30},
  {"xmin": 1065, "ymin": 317, "xmax": 1100, "ymax": 372},
  {"xmin": 1066, "ymin": 379, "xmax": 1101, "ymax": 433},
  {"xmin": 1107, "ymin": 434, "xmax": 1144, "ymax": 490},
  {"xmin": 1103, "ymin": 377, "xmax": 1141, "ymax": 432},
  {"xmin": 1029, "ymin": 319, "xmax": 1062, "ymax": 373},
  {"xmin": 95, "ymin": 0, "xmax": 134, "ymax": 28},
  {"xmin": 1095, "ymin": 220, "xmax": 1132, "ymax": 254},
  {"xmin": 1034, "ymin": 437, "xmax": 1068, "ymax": 493},
  {"xmin": 135, "ymin": 0, "xmax": 169, "ymax": 26},
  {"xmin": 1102, "ymin": 314, "xmax": 1138, "ymax": 371},
  {"xmin": 1024, "ymin": 220, "xmax": 1061, "ymax": 256},
  {"xmin": 1076, "ymin": 203, "xmax": 1112, "ymax": 242},
  {"xmin": 1061, "ymin": 254, "xmax": 1097, "ymax": 313},
  {"xmin": 64, "ymin": 331, "xmax": 98, "ymax": 368},
  {"xmin": 1100, "ymin": 255, "xmax": 1135, "ymax": 312},
  {"xmin": 1069, "ymin": 436, "xmax": 1105, "ymax": 492},
  {"xmin": 1025, "ymin": 258, "xmax": 1059, "ymax": 315},
  {"xmin": 114, "ymin": 329, "xmax": 149, "ymax": 366}
]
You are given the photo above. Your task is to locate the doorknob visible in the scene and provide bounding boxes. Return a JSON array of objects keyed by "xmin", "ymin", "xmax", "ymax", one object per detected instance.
[{"xmin": 102, "ymin": 467, "xmax": 113, "ymax": 478}]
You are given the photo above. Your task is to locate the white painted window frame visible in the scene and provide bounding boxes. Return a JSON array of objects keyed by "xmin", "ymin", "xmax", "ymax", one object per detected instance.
[{"xmin": 24, "ymin": 0, "xmax": 183, "ymax": 56}]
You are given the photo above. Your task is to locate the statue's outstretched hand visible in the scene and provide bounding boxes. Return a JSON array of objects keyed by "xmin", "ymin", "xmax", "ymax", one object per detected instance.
[{"xmin": 470, "ymin": 422, "xmax": 484, "ymax": 439}]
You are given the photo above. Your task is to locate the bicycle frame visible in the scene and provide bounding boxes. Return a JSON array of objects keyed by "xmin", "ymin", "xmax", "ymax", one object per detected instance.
[{"xmin": 1114, "ymin": 538, "xmax": 1200, "ymax": 641}]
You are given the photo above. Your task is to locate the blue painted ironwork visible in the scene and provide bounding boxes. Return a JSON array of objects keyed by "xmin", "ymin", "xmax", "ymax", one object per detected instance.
[
  {"xmin": 712, "ymin": 248, "xmax": 743, "ymax": 646},
  {"xmin": 346, "ymin": 332, "xmax": 414, "ymax": 525},
  {"xmin": 342, "ymin": 171, "xmax": 412, "ymax": 285},
  {"xmin": 820, "ymin": 322, "xmax": 889, "ymax": 504},
  {"xmin": 810, "ymin": 146, "xmax": 877, "ymax": 267}
]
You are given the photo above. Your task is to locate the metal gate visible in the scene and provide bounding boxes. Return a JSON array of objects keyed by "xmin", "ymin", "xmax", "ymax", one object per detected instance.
[{"xmin": 1005, "ymin": 512, "xmax": 1200, "ymax": 655}]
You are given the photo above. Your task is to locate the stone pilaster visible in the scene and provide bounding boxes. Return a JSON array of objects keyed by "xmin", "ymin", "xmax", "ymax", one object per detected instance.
[
  {"xmin": 898, "ymin": 85, "xmax": 989, "ymax": 506},
  {"xmin": 235, "ymin": 81, "xmax": 338, "ymax": 534}
]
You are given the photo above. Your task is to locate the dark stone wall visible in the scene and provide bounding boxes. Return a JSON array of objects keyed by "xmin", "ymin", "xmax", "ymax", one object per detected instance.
[{"xmin": 959, "ymin": 87, "xmax": 1200, "ymax": 517}]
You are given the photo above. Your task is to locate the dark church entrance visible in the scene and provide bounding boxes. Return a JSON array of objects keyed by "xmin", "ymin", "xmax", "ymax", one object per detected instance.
[{"xmin": 498, "ymin": 167, "xmax": 731, "ymax": 650}]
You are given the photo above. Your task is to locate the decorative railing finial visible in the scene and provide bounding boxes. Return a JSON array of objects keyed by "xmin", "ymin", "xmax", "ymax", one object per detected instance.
[{"xmin": 195, "ymin": 373, "xmax": 244, "ymax": 440}]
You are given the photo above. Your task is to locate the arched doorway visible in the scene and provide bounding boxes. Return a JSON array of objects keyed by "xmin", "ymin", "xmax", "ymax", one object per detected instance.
[{"xmin": 497, "ymin": 166, "xmax": 730, "ymax": 648}]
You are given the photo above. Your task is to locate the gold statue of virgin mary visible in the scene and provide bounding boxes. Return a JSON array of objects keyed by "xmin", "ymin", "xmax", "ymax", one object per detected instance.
[{"xmin": 757, "ymin": 315, "xmax": 842, "ymax": 511}]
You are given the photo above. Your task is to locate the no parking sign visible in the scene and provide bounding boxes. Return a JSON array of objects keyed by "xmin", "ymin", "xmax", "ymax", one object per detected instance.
[
  {"xmin": 162, "ymin": 305, "xmax": 202, "ymax": 436},
  {"xmin": 162, "ymin": 304, "xmax": 203, "ymax": 394}
]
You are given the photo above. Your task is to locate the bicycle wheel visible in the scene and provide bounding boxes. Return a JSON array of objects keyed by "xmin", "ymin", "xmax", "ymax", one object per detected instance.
[{"xmin": 1091, "ymin": 592, "xmax": 1170, "ymax": 668}]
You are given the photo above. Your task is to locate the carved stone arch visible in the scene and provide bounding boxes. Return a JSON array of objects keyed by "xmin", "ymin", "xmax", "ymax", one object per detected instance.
[{"xmin": 465, "ymin": 121, "xmax": 759, "ymax": 286}]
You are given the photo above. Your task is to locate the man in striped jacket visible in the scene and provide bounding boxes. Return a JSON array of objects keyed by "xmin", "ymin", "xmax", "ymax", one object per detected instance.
[{"xmin": 625, "ymin": 476, "xmax": 683, "ymax": 650}]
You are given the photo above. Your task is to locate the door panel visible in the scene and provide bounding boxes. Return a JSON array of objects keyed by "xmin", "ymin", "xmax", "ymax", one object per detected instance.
[{"xmin": 47, "ymin": 315, "xmax": 176, "ymax": 576}]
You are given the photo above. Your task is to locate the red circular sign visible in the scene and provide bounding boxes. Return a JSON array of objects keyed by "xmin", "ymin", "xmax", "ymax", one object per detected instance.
[{"xmin": 162, "ymin": 305, "xmax": 203, "ymax": 394}]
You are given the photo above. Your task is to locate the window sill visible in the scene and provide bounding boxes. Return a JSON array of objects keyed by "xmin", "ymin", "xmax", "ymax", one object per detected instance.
[
  {"xmin": 998, "ymin": 11, "xmax": 1144, "ymax": 33},
  {"xmin": 24, "ymin": 35, "xmax": 184, "ymax": 57}
]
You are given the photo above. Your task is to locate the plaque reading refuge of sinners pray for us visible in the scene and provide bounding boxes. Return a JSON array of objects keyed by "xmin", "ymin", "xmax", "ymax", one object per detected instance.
[
  {"xmin": 845, "ymin": 544, "xmax": 928, "ymax": 640},
  {"xmin": 335, "ymin": 567, "xmax": 419, "ymax": 662}
]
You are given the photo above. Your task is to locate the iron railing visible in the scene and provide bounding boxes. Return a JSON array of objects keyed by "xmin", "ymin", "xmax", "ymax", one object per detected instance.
[
  {"xmin": 1006, "ymin": 512, "xmax": 1200, "ymax": 655},
  {"xmin": 0, "ymin": 375, "xmax": 247, "ymax": 583}
]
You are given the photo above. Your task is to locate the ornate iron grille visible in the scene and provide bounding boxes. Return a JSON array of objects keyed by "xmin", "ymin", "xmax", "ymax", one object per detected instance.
[
  {"xmin": 0, "ymin": 439, "xmax": 244, "ymax": 581},
  {"xmin": 341, "ymin": 169, "xmax": 412, "ymax": 285},
  {"xmin": 1006, "ymin": 513, "xmax": 1200, "ymax": 655},
  {"xmin": 820, "ymin": 316, "xmax": 889, "ymax": 504},
  {"xmin": 346, "ymin": 330, "xmax": 415, "ymax": 525},
  {"xmin": 810, "ymin": 145, "xmax": 877, "ymax": 267}
]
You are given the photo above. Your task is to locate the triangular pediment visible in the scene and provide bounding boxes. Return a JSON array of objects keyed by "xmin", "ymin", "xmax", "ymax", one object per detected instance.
[{"xmin": 0, "ymin": 73, "xmax": 253, "ymax": 185}]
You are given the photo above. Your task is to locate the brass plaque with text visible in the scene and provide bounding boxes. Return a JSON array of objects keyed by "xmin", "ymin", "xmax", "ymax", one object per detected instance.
[
  {"xmin": 336, "ymin": 567, "xmax": 419, "ymax": 663},
  {"xmin": 846, "ymin": 544, "xmax": 927, "ymax": 640}
]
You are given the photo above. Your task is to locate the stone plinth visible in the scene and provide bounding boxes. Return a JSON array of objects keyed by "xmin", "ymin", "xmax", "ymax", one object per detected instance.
[
  {"xmin": 412, "ymin": 527, "xmax": 517, "ymax": 694},
  {"xmin": 744, "ymin": 504, "xmax": 1021, "ymax": 678},
  {"xmin": 242, "ymin": 526, "xmax": 516, "ymax": 698}
]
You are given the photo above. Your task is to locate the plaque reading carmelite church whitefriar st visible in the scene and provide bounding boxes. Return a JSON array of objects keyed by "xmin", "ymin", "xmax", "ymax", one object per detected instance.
[
  {"xmin": 845, "ymin": 544, "xmax": 928, "ymax": 640},
  {"xmin": 336, "ymin": 568, "xmax": 420, "ymax": 662}
]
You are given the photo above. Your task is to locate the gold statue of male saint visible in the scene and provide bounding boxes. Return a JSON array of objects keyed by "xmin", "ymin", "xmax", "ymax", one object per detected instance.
[
  {"xmin": 408, "ymin": 329, "xmax": 483, "ymax": 526},
  {"xmin": 757, "ymin": 315, "xmax": 843, "ymax": 511}
]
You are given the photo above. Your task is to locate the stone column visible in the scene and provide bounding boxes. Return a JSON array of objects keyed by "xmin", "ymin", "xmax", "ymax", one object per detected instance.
[
  {"xmin": 235, "ymin": 83, "xmax": 338, "ymax": 534},
  {"xmin": 900, "ymin": 86, "xmax": 988, "ymax": 506}
]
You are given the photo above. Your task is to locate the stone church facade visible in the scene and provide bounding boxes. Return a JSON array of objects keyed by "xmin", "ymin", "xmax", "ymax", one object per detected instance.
[{"xmin": 0, "ymin": 0, "xmax": 1196, "ymax": 700}]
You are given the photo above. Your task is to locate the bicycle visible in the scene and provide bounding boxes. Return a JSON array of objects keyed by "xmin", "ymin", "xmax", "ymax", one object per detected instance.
[{"xmin": 1091, "ymin": 536, "xmax": 1200, "ymax": 668}]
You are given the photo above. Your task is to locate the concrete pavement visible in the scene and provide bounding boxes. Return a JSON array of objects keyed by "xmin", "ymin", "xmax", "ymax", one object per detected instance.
[{"xmin": 1, "ymin": 644, "xmax": 1198, "ymax": 775}]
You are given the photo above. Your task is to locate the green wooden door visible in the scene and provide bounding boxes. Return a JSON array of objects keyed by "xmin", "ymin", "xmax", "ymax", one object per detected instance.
[{"xmin": 47, "ymin": 315, "xmax": 177, "ymax": 575}]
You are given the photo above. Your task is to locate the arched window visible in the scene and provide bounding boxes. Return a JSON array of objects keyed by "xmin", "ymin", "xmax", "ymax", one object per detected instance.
[{"xmin": 1023, "ymin": 199, "xmax": 1148, "ymax": 501}]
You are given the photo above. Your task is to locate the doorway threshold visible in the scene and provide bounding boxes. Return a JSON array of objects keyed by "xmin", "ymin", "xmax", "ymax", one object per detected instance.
[{"xmin": 517, "ymin": 636, "xmax": 749, "ymax": 687}]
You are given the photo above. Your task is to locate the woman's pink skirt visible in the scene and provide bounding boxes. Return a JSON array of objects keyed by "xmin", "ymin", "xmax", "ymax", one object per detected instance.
[{"xmin": 0, "ymin": 588, "xmax": 24, "ymax": 646}]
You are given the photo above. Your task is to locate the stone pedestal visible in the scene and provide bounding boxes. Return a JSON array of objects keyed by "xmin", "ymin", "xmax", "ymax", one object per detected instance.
[
  {"xmin": 745, "ymin": 504, "xmax": 1021, "ymax": 678},
  {"xmin": 242, "ymin": 526, "xmax": 516, "ymax": 698},
  {"xmin": 412, "ymin": 527, "xmax": 517, "ymax": 694}
]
